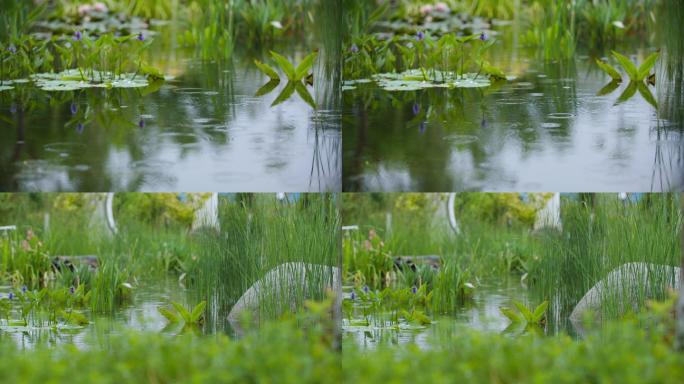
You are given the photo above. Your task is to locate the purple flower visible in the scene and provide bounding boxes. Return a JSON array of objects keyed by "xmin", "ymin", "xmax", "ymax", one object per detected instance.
[
  {"xmin": 411, "ymin": 286, "xmax": 417, "ymax": 294},
  {"xmin": 350, "ymin": 291, "xmax": 356, "ymax": 300},
  {"xmin": 8, "ymin": 292, "xmax": 14, "ymax": 300},
  {"xmin": 21, "ymin": 285, "xmax": 27, "ymax": 293},
  {"xmin": 70, "ymin": 286, "xmax": 75, "ymax": 295},
  {"xmin": 76, "ymin": 123, "xmax": 84, "ymax": 134},
  {"xmin": 73, "ymin": 30, "xmax": 82, "ymax": 41},
  {"xmin": 363, "ymin": 285, "xmax": 369, "ymax": 294},
  {"xmin": 350, "ymin": 44, "xmax": 359, "ymax": 54},
  {"xmin": 137, "ymin": 32, "xmax": 145, "ymax": 42},
  {"xmin": 412, "ymin": 103, "xmax": 420, "ymax": 116},
  {"xmin": 138, "ymin": 118, "xmax": 145, "ymax": 128},
  {"xmin": 479, "ymin": 32, "xmax": 488, "ymax": 41},
  {"xmin": 416, "ymin": 31, "xmax": 425, "ymax": 41},
  {"xmin": 419, "ymin": 121, "xmax": 427, "ymax": 134},
  {"xmin": 70, "ymin": 102, "xmax": 78, "ymax": 115},
  {"xmin": 7, "ymin": 45, "xmax": 16, "ymax": 55}
]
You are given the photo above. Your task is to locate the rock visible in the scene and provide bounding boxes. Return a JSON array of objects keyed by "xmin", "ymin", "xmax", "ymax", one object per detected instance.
[
  {"xmin": 227, "ymin": 262, "xmax": 341, "ymax": 333},
  {"xmin": 570, "ymin": 262, "xmax": 681, "ymax": 325}
]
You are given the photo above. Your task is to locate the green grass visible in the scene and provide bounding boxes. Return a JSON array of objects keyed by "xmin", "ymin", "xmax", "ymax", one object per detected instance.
[
  {"xmin": 190, "ymin": 194, "xmax": 339, "ymax": 329},
  {"xmin": 529, "ymin": 194, "xmax": 681, "ymax": 324}
]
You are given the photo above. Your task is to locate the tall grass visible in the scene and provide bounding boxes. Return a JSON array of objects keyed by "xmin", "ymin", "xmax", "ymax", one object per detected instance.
[
  {"xmin": 530, "ymin": 194, "xmax": 681, "ymax": 327},
  {"xmin": 189, "ymin": 193, "xmax": 339, "ymax": 331}
]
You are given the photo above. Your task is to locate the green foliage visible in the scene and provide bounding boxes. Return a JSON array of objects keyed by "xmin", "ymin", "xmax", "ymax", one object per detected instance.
[
  {"xmin": 158, "ymin": 300, "xmax": 206, "ymax": 326},
  {"xmin": 0, "ymin": 313, "xmax": 341, "ymax": 383},
  {"xmin": 343, "ymin": 316, "xmax": 684, "ymax": 383},
  {"xmin": 595, "ymin": 59, "xmax": 622, "ymax": 81},
  {"xmin": 500, "ymin": 300, "xmax": 548, "ymax": 326}
]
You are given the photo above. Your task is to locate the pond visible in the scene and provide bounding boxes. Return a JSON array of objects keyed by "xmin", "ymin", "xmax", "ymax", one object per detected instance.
[
  {"xmin": 342, "ymin": 276, "xmax": 583, "ymax": 350},
  {"xmin": 342, "ymin": 21, "xmax": 684, "ymax": 192},
  {"xmin": 0, "ymin": 11, "xmax": 341, "ymax": 192},
  {"xmin": 0, "ymin": 278, "xmax": 217, "ymax": 349}
]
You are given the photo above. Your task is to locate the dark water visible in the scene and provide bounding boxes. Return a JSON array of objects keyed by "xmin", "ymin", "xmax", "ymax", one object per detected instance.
[
  {"xmin": 342, "ymin": 28, "xmax": 684, "ymax": 192},
  {"xmin": 0, "ymin": 20, "xmax": 341, "ymax": 192}
]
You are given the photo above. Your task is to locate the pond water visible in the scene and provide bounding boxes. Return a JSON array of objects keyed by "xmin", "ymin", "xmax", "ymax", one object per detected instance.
[
  {"xmin": 342, "ymin": 24, "xmax": 684, "ymax": 192},
  {"xmin": 342, "ymin": 276, "xmax": 580, "ymax": 350},
  {"xmin": 0, "ymin": 18, "xmax": 341, "ymax": 192},
  {"xmin": 0, "ymin": 278, "xmax": 223, "ymax": 349}
]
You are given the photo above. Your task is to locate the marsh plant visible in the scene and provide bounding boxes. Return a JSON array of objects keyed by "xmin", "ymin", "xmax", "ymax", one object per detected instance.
[{"xmin": 254, "ymin": 50, "xmax": 318, "ymax": 107}]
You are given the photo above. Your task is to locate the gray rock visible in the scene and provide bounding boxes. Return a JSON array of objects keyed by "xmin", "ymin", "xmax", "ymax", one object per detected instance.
[
  {"xmin": 570, "ymin": 262, "xmax": 681, "ymax": 325},
  {"xmin": 227, "ymin": 262, "xmax": 341, "ymax": 333}
]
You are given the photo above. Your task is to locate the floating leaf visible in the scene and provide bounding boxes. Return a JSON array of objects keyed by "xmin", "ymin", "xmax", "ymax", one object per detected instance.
[
  {"xmin": 254, "ymin": 60, "xmax": 280, "ymax": 81},
  {"xmin": 595, "ymin": 59, "xmax": 622, "ymax": 82}
]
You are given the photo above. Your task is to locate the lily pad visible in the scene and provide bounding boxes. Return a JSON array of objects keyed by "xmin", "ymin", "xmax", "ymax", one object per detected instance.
[
  {"xmin": 368, "ymin": 69, "xmax": 492, "ymax": 91},
  {"xmin": 31, "ymin": 70, "xmax": 151, "ymax": 91},
  {"xmin": 0, "ymin": 85, "xmax": 14, "ymax": 91}
]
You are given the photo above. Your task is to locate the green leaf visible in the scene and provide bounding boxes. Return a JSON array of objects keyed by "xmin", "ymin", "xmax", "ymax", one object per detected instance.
[
  {"xmin": 637, "ymin": 51, "xmax": 659, "ymax": 81},
  {"xmin": 637, "ymin": 82, "xmax": 658, "ymax": 109},
  {"xmin": 270, "ymin": 51, "xmax": 296, "ymax": 80},
  {"xmin": 60, "ymin": 310, "xmax": 89, "ymax": 325},
  {"xmin": 513, "ymin": 301, "xmax": 534, "ymax": 322},
  {"xmin": 611, "ymin": 51, "xmax": 638, "ymax": 80},
  {"xmin": 615, "ymin": 81, "xmax": 638, "ymax": 105},
  {"xmin": 295, "ymin": 51, "xmax": 318, "ymax": 81},
  {"xmin": 158, "ymin": 307, "xmax": 180, "ymax": 323},
  {"xmin": 532, "ymin": 301, "xmax": 549, "ymax": 322},
  {"xmin": 254, "ymin": 59, "xmax": 280, "ymax": 81},
  {"xmin": 255, "ymin": 79, "xmax": 280, "ymax": 97},
  {"xmin": 190, "ymin": 301, "xmax": 207, "ymax": 322},
  {"xmin": 295, "ymin": 82, "xmax": 316, "ymax": 109},
  {"xmin": 271, "ymin": 81, "xmax": 296, "ymax": 107},
  {"xmin": 500, "ymin": 307, "xmax": 522, "ymax": 323},
  {"xmin": 597, "ymin": 80, "xmax": 620, "ymax": 96},
  {"xmin": 595, "ymin": 59, "xmax": 622, "ymax": 82},
  {"xmin": 171, "ymin": 301, "xmax": 192, "ymax": 323}
]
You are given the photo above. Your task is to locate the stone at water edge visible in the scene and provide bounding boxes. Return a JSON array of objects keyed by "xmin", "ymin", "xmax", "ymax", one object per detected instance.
[
  {"xmin": 227, "ymin": 262, "xmax": 341, "ymax": 333},
  {"xmin": 569, "ymin": 262, "xmax": 681, "ymax": 325}
]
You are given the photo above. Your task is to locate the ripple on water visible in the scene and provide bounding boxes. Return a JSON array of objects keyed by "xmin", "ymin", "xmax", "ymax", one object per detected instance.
[
  {"xmin": 443, "ymin": 134, "xmax": 479, "ymax": 145},
  {"xmin": 43, "ymin": 142, "xmax": 86, "ymax": 158},
  {"xmin": 172, "ymin": 87, "xmax": 206, "ymax": 95},
  {"xmin": 529, "ymin": 92, "xmax": 544, "ymax": 97},
  {"xmin": 548, "ymin": 112, "xmax": 575, "ymax": 119},
  {"xmin": 496, "ymin": 98, "xmax": 527, "ymax": 105},
  {"xmin": 541, "ymin": 122, "xmax": 562, "ymax": 129}
]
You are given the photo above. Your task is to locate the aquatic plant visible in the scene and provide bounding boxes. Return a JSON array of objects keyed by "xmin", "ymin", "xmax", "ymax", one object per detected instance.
[
  {"xmin": 158, "ymin": 300, "xmax": 207, "ymax": 327},
  {"xmin": 254, "ymin": 50, "xmax": 318, "ymax": 107},
  {"xmin": 500, "ymin": 300, "xmax": 549, "ymax": 326}
]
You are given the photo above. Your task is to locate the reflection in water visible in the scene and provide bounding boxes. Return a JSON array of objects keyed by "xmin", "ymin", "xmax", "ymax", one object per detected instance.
[
  {"xmin": 343, "ymin": 30, "xmax": 684, "ymax": 192},
  {"xmin": 342, "ymin": 277, "xmax": 582, "ymax": 351},
  {"xmin": 0, "ymin": 13, "xmax": 341, "ymax": 192}
]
